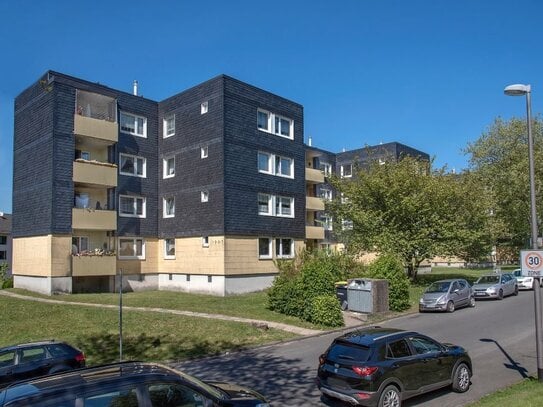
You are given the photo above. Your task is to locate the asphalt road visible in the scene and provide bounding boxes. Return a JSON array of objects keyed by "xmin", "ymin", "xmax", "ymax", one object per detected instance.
[{"xmin": 174, "ymin": 288, "xmax": 540, "ymax": 406}]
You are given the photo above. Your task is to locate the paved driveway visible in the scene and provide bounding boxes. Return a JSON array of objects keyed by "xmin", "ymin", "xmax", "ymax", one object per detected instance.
[{"xmin": 174, "ymin": 289, "xmax": 539, "ymax": 406}]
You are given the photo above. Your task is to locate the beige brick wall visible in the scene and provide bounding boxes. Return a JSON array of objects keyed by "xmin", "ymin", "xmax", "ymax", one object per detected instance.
[{"xmin": 13, "ymin": 235, "xmax": 71, "ymax": 277}]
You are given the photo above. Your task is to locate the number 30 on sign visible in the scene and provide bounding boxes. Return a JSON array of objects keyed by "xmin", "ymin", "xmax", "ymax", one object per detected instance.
[{"xmin": 521, "ymin": 250, "xmax": 543, "ymax": 277}]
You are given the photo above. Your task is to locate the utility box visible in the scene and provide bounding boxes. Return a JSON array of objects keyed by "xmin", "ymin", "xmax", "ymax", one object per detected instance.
[
  {"xmin": 346, "ymin": 278, "xmax": 389, "ymax": 313},
  {"xmin": 335, "ymin": 282, "xmax": 348, "ymax": 310}
]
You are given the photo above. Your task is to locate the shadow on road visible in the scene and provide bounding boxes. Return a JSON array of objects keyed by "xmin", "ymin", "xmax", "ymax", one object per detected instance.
[{"xmin": 480, "ymin": 338, "xmax": 529, "ymax": 378}]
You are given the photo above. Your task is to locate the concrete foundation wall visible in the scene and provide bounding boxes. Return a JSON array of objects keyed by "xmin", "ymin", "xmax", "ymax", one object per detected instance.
[
  {"xmin": 14, "ymin": 275, "xmax": 72, "ymax": 295},
  {"xmin": 158, "ymin": 273, "xmax": 226, "ymax": 296},
  {"xmin": 224, "ymin": 274, "xmax": 276, "ymax": 294}
]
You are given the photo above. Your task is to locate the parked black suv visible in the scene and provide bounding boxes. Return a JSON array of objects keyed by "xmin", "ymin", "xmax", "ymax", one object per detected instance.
[
  {"xmin": 0, "ymin": 361, "xmax": 270, "ymax": 406},
  {"xmin": 316, "ymin": 327, "xmax": 472, "ymax": 406},
  {"xmin": 0, "ymin": 340, "xmax": 85, "ymax": 389}
]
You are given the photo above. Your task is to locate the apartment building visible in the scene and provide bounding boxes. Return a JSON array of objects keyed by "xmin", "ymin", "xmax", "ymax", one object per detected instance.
[
  {"xmin": 12, "ymin": 71, "xmax": 305, "ymax": 296},
  {"xmin": 12, "ymin": 70, "xmax": 428, "ymax": 296},
  {"xmin": 0, "ymin": 212, "xmax": 12, "ymax": 274}
]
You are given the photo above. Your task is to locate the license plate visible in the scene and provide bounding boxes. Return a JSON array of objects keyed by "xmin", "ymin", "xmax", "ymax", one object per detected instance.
[{"xmin": 475, "ymin": 292, "xmax": 485, "ymax": 296}]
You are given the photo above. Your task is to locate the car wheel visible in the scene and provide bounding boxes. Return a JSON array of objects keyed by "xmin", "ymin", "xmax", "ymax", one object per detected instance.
[
  {"xmin": 514, "ymin": 286, "xmax": 519, "ymax": 296},
  {"xmin": 446, "ymin": 301, "xmax": 455, "ymax": 313},
  {"xmin": 452, "ymin": 362, "xmax": 471, "ymax": 393},
  {"xmin": 378, "ymin": 385, "xmax": 401, "ymax": 407},
  {"xmin": 469, "ymin": 296, "xmax": 476, "ymax": 307},
  {"xmin": 497, "ymin": 289, "xmax": 504, "ymax": 300}
]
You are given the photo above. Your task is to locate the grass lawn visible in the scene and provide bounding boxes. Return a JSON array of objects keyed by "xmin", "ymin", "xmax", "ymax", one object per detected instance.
[
  {"xmin": 467, "ymin": 377, "xmax": 543, "ymax": 406},
  {"xmin": 7, "ymin": 288, "xmax": 320, "ymax": 329},
  {"xmin": 0, "ymin": 294, "xmax": 297, "ymax": 365}
]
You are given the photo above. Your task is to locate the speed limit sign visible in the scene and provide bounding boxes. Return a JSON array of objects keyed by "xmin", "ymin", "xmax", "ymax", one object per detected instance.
[{"xmin": 521, "ymin": 250, "xmax": 543, "ymax": 277}]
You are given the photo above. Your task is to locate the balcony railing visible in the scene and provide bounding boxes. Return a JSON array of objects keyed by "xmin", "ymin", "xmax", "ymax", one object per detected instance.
[
  {"xmin": 72, "ymin": 208, "xmax": 116, "ymax": 230},
  {"xmin": 305, "ymin": 167, "xmax": 325, "ymax": 184},
  {"xmin": 73, "ymin": 160, "xmax": 117, "ymax": 187},
  {"xmin": 72, "ymin": 255, "xmax": 116, "ymax": 276},
  {"xmin": 306, "ymin": 225, "xmax": 325, "ymax": 240},
  {"xmin": 306, "ymin": 196, "xmax": 325, "ymax": 211}
]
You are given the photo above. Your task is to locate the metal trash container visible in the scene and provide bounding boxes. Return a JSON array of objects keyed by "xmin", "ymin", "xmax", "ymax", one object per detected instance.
[
  {"xmin": 335, "ymin": 282, "xmax": 348, "ymax": 310},
  {"xmin": 347, "ymin": 278, "xmax": 389, "ymax": 313}
]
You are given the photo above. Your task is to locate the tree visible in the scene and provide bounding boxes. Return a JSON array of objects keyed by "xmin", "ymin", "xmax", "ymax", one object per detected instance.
[
  {"xmin": 327, "ymin": 156, "xmax": 493, "ymax": 279},
  {"xmin": 465, "ymin": 117, "xmax": 543, "ymax": 260}
]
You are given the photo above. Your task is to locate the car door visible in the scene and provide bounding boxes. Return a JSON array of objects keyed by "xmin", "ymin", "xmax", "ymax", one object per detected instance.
[
  {"xmin": 457, "ymin": 280, "xmax": 470, "ymax": 306},
  {"xmin": 385, "ymin": 339, "xmax": 421, "ymax": 392},
  {"xmin": 407, "ymin": 336, "xmax": 451, "ymax": 385},
  {"xmin": 11, "ymin": 346, "xmax": 51, "ymax": 382},
  {"xmin": 501, "ymin": 274, "xmax": 514, "ymax": 295},
  {"xmin": 0, "ymin": 349, "xmax": 16, "ymax": 387},
  {"xmin": 449, "ymin": 281, "xmax": 463, "ymax": 306},
  {"xmin": 146, "ymin": 382, "xmax": 210, "ymax": 407}
]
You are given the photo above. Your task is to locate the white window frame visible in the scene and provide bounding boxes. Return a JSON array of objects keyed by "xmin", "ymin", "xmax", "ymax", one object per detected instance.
[
  {"xmin": 201, "ymin": 146, "xmax": 208, "ymax": 159},
  {"xmin": 320, "ymin": 188, "xmax": 333, "ymax": 201},
  {"xmin": 163, "ymin": 156, "xmax": 175, "ymax": 179},
  {"xmin": 258, "ymin": 237, "xmax": 272, "ymax": 259},
  {"xmin": 342, "ymin": 220, "xmax": 354, "ymax": 230},
  {"xmin": 120, "ymin": 111, "xmax": 147, "ymax": 138},
  {"xmin": 258, "ymin": 152, "xmax": 272, "ymax": 174},
  {"xmin": 320, "ymin": 162, "xmax": 332, "ymax": 177},
  {"xmin": 258, "ymin": 151, "xmax": 294, "ymax": 178},
  {"xmin": 163, "ymin": 196, "xmax": 175, "ymax": 218},
  {"xmin": 72, "ymin": 236, "xmax": 89, "ymax": 254},
  {"xmin": 201, "ymin": 101, "xmax": 209, "ymax": 114},
  {"xmin": 201, "ymin": 190, "xmax": 209, "ymax": 203},
  {"xmin": 321, "ymin": 214, "xmax": 333, "ymax": 231},
  {"xmin": 118, "ymin": 237, "xmax": 145, "ymax": 260},
  {"xmin": 202, "ymin": 236, "xmax": 209, "ymax": 247},
  {"xmin": 119, "ymin": 195, "xmax": 146, "ymax": 218},
  {"xmin": 275, "ymin": 195, "xmax": 294, "ymax": 218},
  {"xmin": 341, "ymin": 164, "xmax": 353, "ymax": 178},
  {"xmin": 276, "ymin": 238, "xmax": 294, "ymax": 259},
  {"xmin": 120, "ymin": 153, "xmax": 146, "ymax": 178},
  {"xmin": 163, "ymin": 115, "xmax": 175, "ymax": 138},
  {"xmin": 258, "ymin": 193, "xmax": 272, "ymax": 216},
  {"xmin": 257, "ymin": 109, "xmax": 294, "ymax": 140},
  {"xmin": 164, "ymin": 238, "xmax": 175, "ymax": 259},
  {"xmin": 258, "ymin": 193, "xmax": 294, "ymax": 218}
]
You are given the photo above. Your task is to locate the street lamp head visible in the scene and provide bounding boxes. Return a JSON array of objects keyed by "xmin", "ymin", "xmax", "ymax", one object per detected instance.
[{"xmin": 504, "ymin": 84, "xmax": 531, "ymax": 96}]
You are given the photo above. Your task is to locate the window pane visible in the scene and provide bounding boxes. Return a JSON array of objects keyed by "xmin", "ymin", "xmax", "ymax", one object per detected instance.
[
  {"xmin": 120, "ymin": 113, "xmax": 135, "ymax": 133},
  {"xmin": 136, "ymin": 198, "xmax": 144, "ymax": 215},
  {"xmin": 136, "ymin": 117, "xmax": 144, "ymax": 135},
  {"xmin": 0, "ymin": 236, "xmax": 6, "ymax": 245},
  {"xmin": 258, "ymin": 152, "xmax": 270, "ymax": 172},
  {"xmin": 258, "ymin": 111, "xmax": 269, "ymax": 130},
  {"xmin": 120, "ymin": 197, "xmax": 133, "ymax": 214},
  {"xmin": 280, "ymin": 118, "xmax": 290, "ymax": 136},
  {"xmin": 165, "ymin": 239, "xmax": 175, "ymax": 256},
  {"xmin": 279, "ymin": 157, "xmax": 291, "ymax": 176},
  {"xmin": 258, "ymin": 194, "xmax": 269, "ymax": 214},
  {"xmin": 282, "ymin": 239, "xmax": 292, "ymax": 256},
  {"xmin": 136, "ymin": 240, "xmax": 143, "ymax": 256},
  {"xmin": 119, "ymin": 239, "xmax": 135, "ymax": 257},
  {"xmin": 259, "ymin": 238, "xmax": 270, "ymax": 257},
  {"xmin": 121, "ymin": 155, "xmax": 134, "ymax": 174},
  {"xmin": 136, "ymin": 158, "xmax": 144, "ymax": 176}
]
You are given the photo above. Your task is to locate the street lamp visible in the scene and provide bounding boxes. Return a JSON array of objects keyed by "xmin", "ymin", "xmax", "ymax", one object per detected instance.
[{"xmin": 504, "ymin": 83, "xmax": 543, "ymax": 380}]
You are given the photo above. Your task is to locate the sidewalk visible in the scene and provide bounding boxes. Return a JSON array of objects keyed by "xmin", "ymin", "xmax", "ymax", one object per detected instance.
[{"xmin": 0, "ymin": 290, "xmax": 366, "ymax": 336}]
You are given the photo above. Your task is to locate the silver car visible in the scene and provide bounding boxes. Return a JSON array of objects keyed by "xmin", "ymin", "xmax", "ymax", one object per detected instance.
[
  {"xmin": 472, "ymin": 273, "xmax": 518, "ymax": 300},
  {"xmin": 419, "ymin": 279, "xmax": 475, "ymax": 312},
  {"xmin": 513, "ymin": 268, "xmax": 542, "ymax": 290}
]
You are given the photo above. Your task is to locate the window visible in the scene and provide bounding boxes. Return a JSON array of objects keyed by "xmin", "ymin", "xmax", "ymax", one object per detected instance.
[
  {"xmin": 257, "ymin": 109, "xmax": 270, "ymax": 131},
  {"xmin": 80, "ymin": 151, "xmax": 90, "ymax": 160},
  {"xmin": 119, "ymin": 195, "xmax": 146, "ymax": 218},
  {"xmin": 320, "ymin": 188, "xmax": 332, "ymax": 201},
  {"xmin": 258, "ymin": 152, "xmax": 272, "ymax": 174},
  {"xmin": 119, "ymin": 238, "xmax": 145, "ymax": 259},
  {"xmin": 187, "ymin": 274, "xmax": 191, "ymax": 282},
  {"xmin": 164, "ymin": 238, "xmax": 175, "ymax": 259},
  {"xmin": 163, "ymin": 115, "xmax": 175, "ymax": 138},
  {"xmin": 208, "ymin": 275, "xmax": 212, "ymax": 283},
  {"xmin": 258, "ymin": 193, "xmax": 294, "ymax": 218},
  {"xmin": 201, "ymin": 190, "xmax": 209, "ymax": 202},
  {"xmin": 0, "ymin": 236, "xmax": 6, "ymax": 245},
  {"xmin": 0, "ymin": 251, "xmax": 5, "ymax": 260},
  {"xmin": 387, "ymin": 339, "xmax": 412, "ymax": 359},
  {"xmin": 72, "ymin": 236, "xmax": 89, "ymax": 254},
  {"xmin": 257, "ymin": 109, "xmax": 293, "ymax": 139},
  {"xmin": 341, "ymin": 163, "xmax": 352, "ymax": 178},
  {"xmin": 275, "ymin": 155, "xmax": 293, "ymax": 177},
  {"xmin": 0, "ymin": 351, "xmax": 15, "ymax": 368},
  {"xmin": 120, "ymin": 111, "xmax": 147, "ymax": 137},
  {"xmin": 321, "ymin": 214, "xmax": 333, "ymax": 231},
  {"xmin": 320, "ymin": 162, "xmax": 332, "ymax": 177},
  {"xmin": 120, "ymin": 153, "xmax": 146, "ymax": 177},
  {"xmin": 342, "ymin": 220, "xmax": 353, "ymax": 230},
  {"xmin": 148, "ymin": 383, "xmax": 207, "ymax": 407},
  {"xmin": 163, "ymin": 156, "xmax": 175, "ymax": 178},
  {"xmin": 258, "ymin": 238, "xmax": 272, "ymax": 259},
  {"xmin": 201, "ymin": 146, "xmax": 208, "ymax": 158},
  {"xmin": 276, "ymin": 238, "xmax": 294, "ymax": 258},
  {"xmin": 275, "ymin": 196, "xmax": 294, "ymax": 217},
  {"xmin": 202, "ymin": 236, "xmax": 209, "ymax": 247},
  {"xmin": 259, "ymin": 151, "xmax": 293, "ymax": 178},
  {"xmin": 163, "ymin": 197, "xmax": 175, "ymax": 218},
  {"xmin": 201, "ymin": 101, "xmax": 208, "ymax": 114},
  {"xmin": 409, "ymin": 336, "xmax": 442, "ymax": 354}
]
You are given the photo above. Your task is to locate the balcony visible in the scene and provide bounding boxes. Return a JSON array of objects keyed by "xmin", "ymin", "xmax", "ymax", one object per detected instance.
[
  {"xmin": 306, "ymin": 225, "xmax": 325, "ymax": 240},
  {"xmin": 305, "ymin": 167, "xmax": 325, "ymax": 184},
  {"xmin": 73, "ymin": 160, "xmax": 117, "ymax": 187},
  {"xmin": 74, "ymin": 115, "xmax": 118, "ymax": 144},
  {"xmin": 306, "ymin": 196, "xmax": 325, "ymax": 211},
  {"xmin": 72, "ymin": 208, "xmax": 116, "ymax": 230},
  {"xmin": 72, "ymin": 255, "xmax": 116, "ymax": 276}
]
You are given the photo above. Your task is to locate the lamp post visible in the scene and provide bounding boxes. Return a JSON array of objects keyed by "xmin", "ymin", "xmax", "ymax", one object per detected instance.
[{"xmin": 504, "ymin": 83, "xmax": 542, "ymax": 380}]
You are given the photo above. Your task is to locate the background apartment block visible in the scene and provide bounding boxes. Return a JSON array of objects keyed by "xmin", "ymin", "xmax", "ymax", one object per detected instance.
[{"xmin": 0, "ymin": 213, "xmax": 12, "ymax": 273}]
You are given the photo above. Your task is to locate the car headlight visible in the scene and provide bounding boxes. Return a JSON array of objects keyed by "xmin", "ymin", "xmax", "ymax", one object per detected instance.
[
  {"xmin": 419, "ymin": 298, "xmax": 425, "ymax": 304},
  {"xmin": 487, "ymin": 287, "xmax": 497, "ymax": 294},
  {"xmin": 436, "ymin": 296, "xmax": 447, "ymax": 305}
]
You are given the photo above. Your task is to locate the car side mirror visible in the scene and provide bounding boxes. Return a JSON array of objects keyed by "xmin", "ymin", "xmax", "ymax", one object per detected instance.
[{"xmin": 453, "ymin": 289, "xmax": 460, "ymax": 294}]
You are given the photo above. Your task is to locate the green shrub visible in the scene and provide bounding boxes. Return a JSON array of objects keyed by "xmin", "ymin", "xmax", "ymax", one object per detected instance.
[
  {"xmin": 311, "ymin": 295, "xmax": 344, "ymax": 327},
  {"xmin": 2, "ymin": 278, "xmax": 13, "ymax": 289},
  {"xmin": 0, "ymin": 263, "xmax": 11, "ymax": 289},
  {"xmin": 368, "ymin": 254, "xmax": 410, "ymax": 311}
]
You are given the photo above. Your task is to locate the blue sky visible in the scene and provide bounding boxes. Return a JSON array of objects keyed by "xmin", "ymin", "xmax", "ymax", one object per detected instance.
[{"xmin": 1, "ymin": 0, "xmax": 542, "ymax": 213}]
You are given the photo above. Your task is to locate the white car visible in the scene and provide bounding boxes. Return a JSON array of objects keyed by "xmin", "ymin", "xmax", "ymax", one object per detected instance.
[{"xmin": 513, "ymin": 268, "xmax": 542, "ymax": 290}]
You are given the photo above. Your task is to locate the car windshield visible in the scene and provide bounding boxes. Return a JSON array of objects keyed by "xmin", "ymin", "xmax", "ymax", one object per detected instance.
[
  {"xmin": 475, "ymin": 275, "xmax": 499, "ymax": 284},
  {"xmin": 425, "ymin": 282, "xmax": 451, "ymax": 293}
]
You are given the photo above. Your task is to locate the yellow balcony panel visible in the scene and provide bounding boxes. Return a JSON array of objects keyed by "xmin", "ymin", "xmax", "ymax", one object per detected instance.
[
  {"xmin": 73, "ymin": 160, "xmax": 117, "ymax": 187},
  {"xmin": 74, "ymin": 114, "xmax": 118, "ymax": 143},
  {"xmin": 72, "ymin": 255, "xmax": 116, "ymax": 276},
  {"xmin": 306, "ymin": 196, "xmax": 325, "ymax": 211},
  {"xmin": 72, "ymin": 208, "xmax": 116, "ymax": 230},
  {"xmin": 305, "ymin": 167, "xmax": 325, "ymax": 184},
  {"xmin": 306, "ymin": 226, "xmax": 325, "ymax": 240}
]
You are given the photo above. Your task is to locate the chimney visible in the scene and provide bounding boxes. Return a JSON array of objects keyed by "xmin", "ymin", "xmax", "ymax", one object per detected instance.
[
  {"xmin": 308, "ymin": 136, "xmax": 312, "ymax": 146},
  {"xmin": 133, "ymin": 80, "xmax": 138, "ymax": 96}
]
